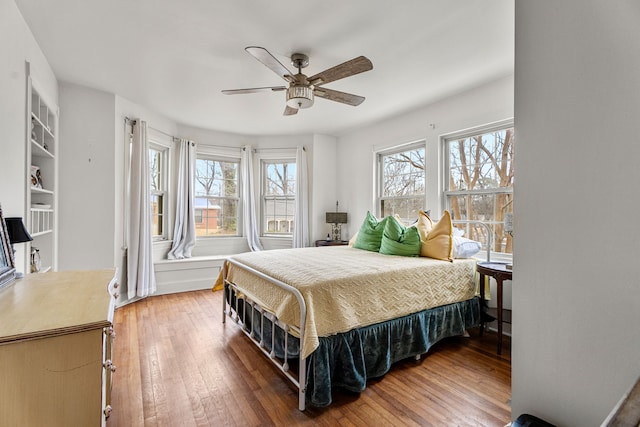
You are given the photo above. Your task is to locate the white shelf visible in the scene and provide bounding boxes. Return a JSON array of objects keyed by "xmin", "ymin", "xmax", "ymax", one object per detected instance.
[
  {"xmin": 31, "ymin": 140, "xmax": 54, "ymax": 159},
  {"xmin": 31, "ymin": 186, "xmax": 54, "ymax": 195},
  {"xmin": 26, "ymin": 69, "xmax": 58, "ymax": 275},
  {"xmin": 30, "ymin": 112, "xmax": 55, "ymax": 157}
]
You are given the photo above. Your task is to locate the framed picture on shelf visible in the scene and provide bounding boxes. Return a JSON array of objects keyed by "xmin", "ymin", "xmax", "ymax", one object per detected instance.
[
  {"xmin": 30, "ymin": 165, "xmax": 43, "ymax": 189},
  {"xmin": 0, "ymin": 204, "xmax": 16, "ymax": 288}
]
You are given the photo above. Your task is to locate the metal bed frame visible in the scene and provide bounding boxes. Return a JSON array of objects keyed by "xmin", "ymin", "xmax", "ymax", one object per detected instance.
[
  {"xmin": 222, "ymin": 257, "xmax": 309, "ymax": 410},
  {"xmin": 221, "ymin": 220, "xmax": 494, "ymax": 411}
]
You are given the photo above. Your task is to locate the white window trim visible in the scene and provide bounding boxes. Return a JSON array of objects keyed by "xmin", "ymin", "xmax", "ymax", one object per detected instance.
[
  {"xmin": 194, "ymin": 146, "xmax": 242, "ymax": 238},
  {"xmin": 441, "ymin": 118, "xmax": 514, "ymax": 206},
  {"xmin": 258, "ymin": 150, "xmax": 296, "ymax": 238},
  {"xmin": 440, "ymin": 117, "xmax": 514, "ymax": 198},
  {"xmin": 441, "ymin": 118, "xmax": 514, "ymax": 260},
  {"xmin": 374, "ymin": 139, "xmax": 427, "ymax": 220},
  {"xmin": 148, "ymin": 138, "xmax": 171, "ymax": 241}
]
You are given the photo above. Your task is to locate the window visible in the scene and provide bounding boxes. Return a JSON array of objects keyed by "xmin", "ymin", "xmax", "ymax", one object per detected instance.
[
  {"xmin": 149, "ymin": 144, "xmax": 168, "ymax": 240},
  {"xmin": 444, "ymin": 123, "xmax": 514, "ymax": 255},
  {"xmin": 195, "ymin": 156, "xmax": 240, "ymax": 237},
  {"xmin": 377, "ymin": 142, "xmax": 426, "ymax": 222},
  {"xmin": 262, "ymin": 160, "xmax": 296, "ymax": 236}
]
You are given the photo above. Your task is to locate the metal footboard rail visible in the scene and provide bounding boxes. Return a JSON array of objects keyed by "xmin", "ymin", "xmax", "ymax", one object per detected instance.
[{"xmin": 222, "ymin": 257, "xmax": 308, "ymax": 411}]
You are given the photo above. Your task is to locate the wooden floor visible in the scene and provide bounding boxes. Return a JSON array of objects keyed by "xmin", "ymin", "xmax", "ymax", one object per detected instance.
[{"xmin": 108, "ymin": 290, "xmax": 511, "ymax": 427}]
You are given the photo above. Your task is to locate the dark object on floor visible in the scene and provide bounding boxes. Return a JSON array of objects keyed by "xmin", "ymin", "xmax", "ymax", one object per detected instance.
[
  {"xmin": 512, "ymin": 414, "xmax": 556, "ymax": 427},
  {"xmin": 481, "ymin": 310, "xmax": 496, "ymax": 323}
]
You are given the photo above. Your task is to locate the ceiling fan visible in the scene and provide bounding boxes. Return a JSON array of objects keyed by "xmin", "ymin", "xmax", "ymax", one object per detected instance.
[{"xmin": 222, "ymin": 46, "xmax": 373, "ymax": 116}]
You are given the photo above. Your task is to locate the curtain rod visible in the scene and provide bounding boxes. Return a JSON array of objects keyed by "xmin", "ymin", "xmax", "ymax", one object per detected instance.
[
  {"xmin": 124, "ymin": 117, "xmax": 179, "ymax": 142},
  {"xmin": 247, "ymin": 146, "xmax": 306, "ymax": 152},
  {"xmin": 150, "ymin": 126, "xmax": 180, "ymax": 143},
  {"xmin": 124, "ymin": 118, "xmax": 305, "ymax": 150}
]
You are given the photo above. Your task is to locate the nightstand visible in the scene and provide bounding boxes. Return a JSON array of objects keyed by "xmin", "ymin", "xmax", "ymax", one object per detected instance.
[
  {"xmin": 477, "ymin": 261, "xmax": 512, "ymax": 355},
  {"xmin": 315, "ymin": 240, "xmax": 349, "ymax": 247}
]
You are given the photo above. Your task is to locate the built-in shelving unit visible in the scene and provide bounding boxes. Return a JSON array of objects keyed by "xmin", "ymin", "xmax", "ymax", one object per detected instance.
[{"xmin": 25, "ymin": 62, "xmax": 58, "ymax": 274}]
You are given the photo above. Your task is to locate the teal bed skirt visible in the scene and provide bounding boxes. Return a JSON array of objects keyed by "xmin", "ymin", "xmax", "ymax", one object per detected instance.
[{"xmin": 228, "ymin": 289, "xmax": 481, "ymax": 407}]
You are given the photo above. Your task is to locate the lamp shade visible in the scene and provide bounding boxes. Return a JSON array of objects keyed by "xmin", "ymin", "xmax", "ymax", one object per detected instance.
[
  {"xmin": 286, "ymin": 85, "xmax": 314, "ymax": 109},
  {"xmin": 5, "ymin": 217, "xmax": 33, "ymax": 244},
  {"xmin": 326, "ymin": 212, "xmax": 348, "ymax": 224}
]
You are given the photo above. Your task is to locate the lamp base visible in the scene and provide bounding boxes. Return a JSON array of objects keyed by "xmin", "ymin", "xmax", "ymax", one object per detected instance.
[{"xmin": 331, "ymin": 223, "xmax": 342, "ymax": 241}]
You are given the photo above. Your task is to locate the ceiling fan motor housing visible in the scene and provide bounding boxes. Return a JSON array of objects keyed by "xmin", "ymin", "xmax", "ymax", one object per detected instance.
[{"xmin": 290, "ymin": 53, "xmax": 309, "ymax": 69}]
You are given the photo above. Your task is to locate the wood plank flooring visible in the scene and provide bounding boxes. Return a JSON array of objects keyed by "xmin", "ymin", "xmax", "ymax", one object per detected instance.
[{"xmin": 108, "ymin": 290, "xmax": 511, "ymax": 427}]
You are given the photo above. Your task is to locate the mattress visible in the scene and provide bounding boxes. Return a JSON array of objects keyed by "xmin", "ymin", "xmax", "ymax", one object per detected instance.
[{"xmin": 222, "ymin": 246, "xmax": 477, "ymax": 358}]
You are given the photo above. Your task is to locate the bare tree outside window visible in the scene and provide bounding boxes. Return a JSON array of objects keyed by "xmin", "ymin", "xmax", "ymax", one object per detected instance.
[
  {"xmin": 379, "ymin": 144, "xmax": 426, "ymax": 222},
  {"xmin": 195, "ymin": 157, "xmax": 239, "ymax": 236},
  {"xmin": 445, "ymin": 127, "xmax": 514, "ymax": 254}
]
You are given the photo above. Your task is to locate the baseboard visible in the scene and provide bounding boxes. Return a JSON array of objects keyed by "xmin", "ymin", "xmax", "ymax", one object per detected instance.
[{"xmin": 154, "ymin": 256, "xmax": 226, "ymax": 296}]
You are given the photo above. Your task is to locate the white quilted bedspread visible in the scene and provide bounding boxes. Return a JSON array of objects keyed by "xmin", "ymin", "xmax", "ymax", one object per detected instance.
[{"xmin": 223, "ymin": 246, "xmax": 476, "ymax": 358}]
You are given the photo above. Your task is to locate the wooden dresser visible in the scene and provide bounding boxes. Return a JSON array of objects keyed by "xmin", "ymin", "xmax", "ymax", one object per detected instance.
[{"xmin": 0, "ymin": 269, "xmax": 118, "ymax": 426}]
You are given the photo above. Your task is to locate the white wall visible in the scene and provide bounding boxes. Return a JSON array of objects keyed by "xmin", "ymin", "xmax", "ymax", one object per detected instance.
[
  {"xmin": 512, "ymin": 1, "xmax": 640, "ymax": 425},
  {"xmin": 58, "ymin": 83, "xmax": 116, "ymax": 270},
  {"xmin": 0, "ymin": 0, "xmax": 57, "ymax": 270},
  {"xmin": 311, "ymin": 134, "xmax": 338, "ymax": 241},
  {"xmin": 336, "ymin": 75, "xmax": 514, "ymax": 239}
]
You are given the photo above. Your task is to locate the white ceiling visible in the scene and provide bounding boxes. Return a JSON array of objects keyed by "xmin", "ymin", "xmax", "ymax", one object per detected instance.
[{"xmin": 15, "ymin": 0, "xmax": 514, "ymax": 136}]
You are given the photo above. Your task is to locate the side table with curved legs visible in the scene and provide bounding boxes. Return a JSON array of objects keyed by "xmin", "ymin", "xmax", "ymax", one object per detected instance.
[{"xmin": 477, "ymin": 262, "xmax": 512, "ymax": 355}]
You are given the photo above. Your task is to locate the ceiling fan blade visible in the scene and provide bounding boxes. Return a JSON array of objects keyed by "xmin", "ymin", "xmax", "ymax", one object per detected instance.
[
  {"xmin": 245, "ymin": 46, "xmax": 295, "ymax": 82},
  {"xmin": 222, "ymin": 86, "xmax": 286, "ymax": 95},
  {"xmin": 309, "ymin": 56, "xmax": 373, "ymax": 86},
  {"xmin": 314, "ymin": 87, "xmax": 365, "ymax": 106},
  {"xmin": 283, "ymin": 105, "xmax": 299, "ymax": 116}
]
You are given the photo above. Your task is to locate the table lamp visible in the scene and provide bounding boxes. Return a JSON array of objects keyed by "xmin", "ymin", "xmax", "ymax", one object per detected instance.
[
  {"xmin": 325, "ymin": 201, "xmax": 347, "ymax": 241},
  {"xmin": 6, "ymin": 217, "xmax": 33, "ymax": 278}
]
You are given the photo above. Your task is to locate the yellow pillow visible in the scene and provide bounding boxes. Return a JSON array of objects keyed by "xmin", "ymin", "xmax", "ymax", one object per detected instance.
[{"xmin": 417, "ymin": 210, "xmax": 453, "ymax": 261}]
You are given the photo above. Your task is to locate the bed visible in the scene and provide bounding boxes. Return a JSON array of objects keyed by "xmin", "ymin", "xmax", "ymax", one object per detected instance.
[{"xmin": 219, "ymin": 244, "xmax": 481, "ymax": 410}]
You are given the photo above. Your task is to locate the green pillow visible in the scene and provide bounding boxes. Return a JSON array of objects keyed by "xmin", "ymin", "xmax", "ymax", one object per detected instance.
[
  {"xmin": 379, "ymin": 216, "xmax": 421, "ymax": 257},
  {"xmin": 353, "ymin": 212, "xmax": 389, "ymax": 252}
]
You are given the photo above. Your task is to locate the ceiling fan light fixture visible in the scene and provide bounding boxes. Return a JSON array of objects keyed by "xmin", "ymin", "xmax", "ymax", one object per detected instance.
[
  {"xmin": 224, "ymin": 47, "xmax": 373, "ymax": 115},
  {"xmin": 286, "ymin": 85, "xmax": 314, "ymax": 109}
]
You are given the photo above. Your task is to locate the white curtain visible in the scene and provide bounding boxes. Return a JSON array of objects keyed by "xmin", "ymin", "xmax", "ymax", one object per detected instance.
[
  {"xmin": 168, "ymin": 138, "xmax": 196, "ymax": 259},
  {"xmin": 293, "ymin": 146, "xmax": 309, "ymax": 248},
  {"xmin": 242, "ymin": 146, "xmax": 263, "ymax": 251},
  {"xmin": 127, "ymin": 120, "xmax": 156, "ymax": 299}
]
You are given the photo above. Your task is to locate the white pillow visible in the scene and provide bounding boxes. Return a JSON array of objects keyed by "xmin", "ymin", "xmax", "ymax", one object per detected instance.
[
  {"xmin": 453, "ymin": 236, "xmax": 482, "ymax": 258},
  {"xmin": 452, "ymin": 227, "xmax": 465, "ymax": 237}
]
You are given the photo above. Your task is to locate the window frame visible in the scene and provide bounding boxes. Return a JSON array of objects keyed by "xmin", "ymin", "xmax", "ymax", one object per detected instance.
[
  {"xmin": 375, "ymin": 140, "xmax": 427, "ymax": 223},
  {"xmin": 260, "ymin": 157, "xmax": 296, "ymax": 238},
  {"xmin": 442, "ymin": 119, "xmax": 514, "ymax": 258},
  {"xmin": 148, "ymin": 140, "xmax": 170, "ymax": 241},
  {"xmin": 194, "ymin": 150, "xmax": 242, "ymax": 238}
]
